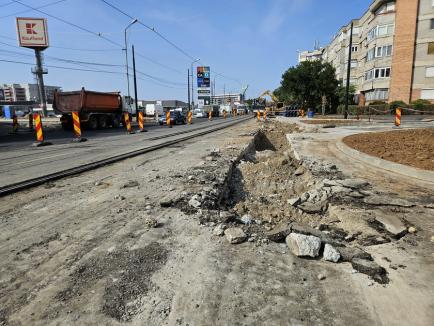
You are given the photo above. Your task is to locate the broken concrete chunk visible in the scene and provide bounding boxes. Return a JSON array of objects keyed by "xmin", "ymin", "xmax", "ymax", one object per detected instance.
[
  {"xmin": 255, "ymin": 150, "xmax": 275, "ymax": 161},
  {"xmin": 336, "ymin": 247, "xmax": 372, "ymax": 262},
  {"xmin": 351, "ymin": 258, "xmax": 389, "ymax": 284},
  {"xmin": 322, "ymin": 179, "xmax": 341, "ymax": 187},
  {"xmin": 188, "ymin": 197, "xmax": 202, "ymax": 208},
  {"xmin": 375, "ymin": 215, "xmax": 407, "ymax": 238},
  {"xmin": 266, "ymin": 225, "xmax": 291, "ymax": 242},
  {"xmin": 294, "ymin": 167, "xmax": 304, "ymax": 176},
  {"xmin": 287, "ymin": 197, "xmax": 301, "ymax": 206},
  {"xmin": 213, "ymin": 223, "xmax": 226, "ymax": 236},
  {"xmin": 286, "ymin": 233, "xmax": 321, "ymax": 258},
  {"xmin": 408, "ymin": 226, "xmax": 417, "ymax": 234},
  {"xmin": 224, "ymin": 227, "xmax": 247, "ymax": 244},
  {"xmin": 323, "ymin": 244, "xmax": 341, "ymax": 263},
  {"xmin": 240, "ymin": 214, "xmax": 254, "ymax": 225},
  {"xmin": 291, "ymin": 223, "xmax": 343, "ymax": 247},
  {"xmin": 297, "ymin": 200, "xmax": 328, "ymax": 214},
  {"xmin": 330, "ymin": 185, "xmax": 352, "ymax": 194},
  {"xmin": 363, "ymin": 196, "xmax": 415, "ymax": 208},
  {"xmin": 338, "ymin": 178, "xmax": 369, "ymax": 189}
]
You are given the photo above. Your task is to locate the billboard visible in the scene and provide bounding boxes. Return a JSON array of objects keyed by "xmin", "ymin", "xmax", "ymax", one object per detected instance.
[
  {"xmin": 197, "ymin": 66, "xmax": 210, "ymax": 88},
  {"xmin": 198, "ymin": 96, "xmax": 211, "ymax": 106},
  {"xmin": 16, "ymin": 17, "xmax": 49, "ymax": 49}
]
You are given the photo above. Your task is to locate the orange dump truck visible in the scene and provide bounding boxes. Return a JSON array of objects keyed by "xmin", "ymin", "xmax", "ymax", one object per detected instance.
[{"xmin": 53, "ymin": 87, "xmax": 133, "ymax": 129}]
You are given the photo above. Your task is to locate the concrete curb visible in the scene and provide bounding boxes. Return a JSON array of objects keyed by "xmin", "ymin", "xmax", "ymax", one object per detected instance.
[{"xmin": 336, "ymin": 140, "xmax": 434, "ymax": 184}]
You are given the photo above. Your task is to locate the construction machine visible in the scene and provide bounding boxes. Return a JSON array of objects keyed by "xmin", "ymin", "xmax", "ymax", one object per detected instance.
[{"xmin": 257, "ymin": 90, "xmax": 284, "ymax": 116}]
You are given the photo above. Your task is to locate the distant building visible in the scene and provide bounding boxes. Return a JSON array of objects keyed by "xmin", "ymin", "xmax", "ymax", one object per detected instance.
[
  {"xmin": 138, "ymin": 99, "xmax": 188, "ymax": 111},
  {"xmin": 0, "ymin": 83, "xmax": 62, "ymax": 103},
  {"xmin": 298, "ymin": 0, "xmax": 434, "ymax": 105},
  {"xmin": 211, "ymin": 93, "xmax": 244, "ymax": 105},
  {"xmin": 298, "ymin": 48, "xmax": 324, "ymax": 63}
]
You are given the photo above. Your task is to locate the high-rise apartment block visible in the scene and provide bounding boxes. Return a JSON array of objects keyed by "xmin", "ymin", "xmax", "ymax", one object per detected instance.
[{"xmin": 299, "ymin": 0, "xmax": 434, "ymax": 105}]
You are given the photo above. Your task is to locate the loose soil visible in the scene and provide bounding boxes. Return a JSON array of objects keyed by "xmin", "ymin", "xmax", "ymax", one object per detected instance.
[{"xmin": 343, "ymin": 127, "xmax": 434, "ymax": 171}]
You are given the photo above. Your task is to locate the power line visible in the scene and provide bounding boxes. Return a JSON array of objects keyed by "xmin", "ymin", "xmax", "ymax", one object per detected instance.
[
  {"xmin": 12, "ymin": 0, "xmax": 122, "ymax": 47},
  {"xmin": 0, "ymin": 0, "xmax": 68, "ymax": 19},
  {"xmin": 99, "ymin": 0, "xmax": 196, "ymax": 61}
]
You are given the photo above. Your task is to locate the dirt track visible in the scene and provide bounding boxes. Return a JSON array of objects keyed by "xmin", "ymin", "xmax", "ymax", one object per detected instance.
[{"xmin": 343, "ymin": 127, "xmax": 434, "ymax": 171}]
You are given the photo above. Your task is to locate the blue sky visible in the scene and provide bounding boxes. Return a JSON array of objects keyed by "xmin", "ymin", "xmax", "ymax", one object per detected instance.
[{"xmin": 0, "ymin": 0, "xmax": 369, "ymax": 101}]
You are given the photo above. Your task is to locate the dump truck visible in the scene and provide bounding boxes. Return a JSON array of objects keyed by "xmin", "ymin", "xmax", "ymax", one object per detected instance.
[{"xmin": 53, "ymin": 87, "xmax": 134, "ymax": 130}]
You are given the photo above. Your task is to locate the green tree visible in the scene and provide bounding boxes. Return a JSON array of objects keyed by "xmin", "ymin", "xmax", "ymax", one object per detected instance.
[
  {"xmin": 278, "ymin": 61, "xmax": 339, "ymax": 110},
  {"xmin": 337, "ymin": 84, "xmax": 356, "ymax": 105}
]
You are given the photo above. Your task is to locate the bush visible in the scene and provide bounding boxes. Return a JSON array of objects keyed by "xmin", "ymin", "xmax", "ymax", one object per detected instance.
[
  {"xmin": 411, "ymin": 99, "xmax": 431, "ymax": 111},
  {"xmin": 388, "ymin": 100, "xmax": 407, "ymax": 110}
]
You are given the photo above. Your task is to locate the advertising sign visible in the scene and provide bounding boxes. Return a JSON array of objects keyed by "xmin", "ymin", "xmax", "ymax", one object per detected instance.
[
  {"xmin": 197, "ymin": 66, "xmax": 210, "ymax": 88},
  {"xmin": 197, "ymin": 89, "xmax": 210, "ymax": 94},
  {"xmin": 198, "ymin": 96, "xmax": 211, "ymax": 106},
  {"xmin": 16, "ymin": 17, "xmax": 49, "ymax": 49}
]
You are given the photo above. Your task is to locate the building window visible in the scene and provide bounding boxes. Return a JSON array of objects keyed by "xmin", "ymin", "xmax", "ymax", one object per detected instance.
[
  {"xmin": 367, "ymin": 48, "xmax": 375, "ymax": 61},
  {"xmin": 364, "ymin": 67, "xmax": 391, "ymax": 80},
  {"xmin": 351, "ymin": 45, "xmax": 359, "ymax": 52},
  {"xmin": 421, "ymin": 89, "xmax": 434, "ymax": 99},
  {"xmin": 426, "ymin": 67, "xmax": 434, "ymax": 77},
  {"xmin": 375, "ymin": 45, "xmax": 393, "ymax": 58},
  {"xmin": 428, "ymin": 42, "xmax": 434, "ymax": 55},
  {"xmin": 351, "ymin": 60, "xmax": 358, "ymax": 68},
  {"xmin": 431, "ymin": 19, "xmax": 434, "ymax": 30},
  {"xmin": 365, "ymin": 89, "xmax": 389, "ymax": 101},
  {"xmin": 375, "ymin": 2, "xmax": 396, "ymax": 15},
  {"xmin": 367, "ymin": 24, "xmax": 394, "ymax": 41}
]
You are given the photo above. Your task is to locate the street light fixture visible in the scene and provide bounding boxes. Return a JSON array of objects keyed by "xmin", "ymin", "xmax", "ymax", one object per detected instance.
[
  {"xmin": 190, "ymin": 58, "xmax": 200, "ymax": 109},
  {"xmin": 124, "ymin": 19, "xmax": 138, "ymax": 102}
]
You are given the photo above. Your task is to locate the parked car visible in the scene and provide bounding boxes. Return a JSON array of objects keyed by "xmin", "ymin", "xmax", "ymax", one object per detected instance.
[
  {"xmin": 193, "ymin": 108, "xmax": 206, "ymax": 118},
  {"xmin": 158, "ymin": 111, "xmax": 186, "ymax": 125}
]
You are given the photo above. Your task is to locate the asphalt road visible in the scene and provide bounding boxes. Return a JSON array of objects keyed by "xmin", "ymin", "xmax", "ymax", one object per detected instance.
[{"xmin": 0, "ymin": 116, "xmax": 251, "ymax": 188}]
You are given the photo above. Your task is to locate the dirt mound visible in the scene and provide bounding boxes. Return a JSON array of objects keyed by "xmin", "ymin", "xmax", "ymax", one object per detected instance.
[{"xmin": 343, "ymin": 127, "xmax": 434, "ymax": 171}]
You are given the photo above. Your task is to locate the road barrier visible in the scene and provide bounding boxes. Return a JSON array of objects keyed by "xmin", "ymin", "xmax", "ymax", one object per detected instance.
[
  {"xmin": 187, "ymin": 111, "xmax": 193, "ymax": 124},
  {"xmin": 166, "ymin": 111, "xmax": 172, "ymax": 128},
  {"xmin": 257, "ymin": 111, "xmax": 261, "ymax": 122},
  {"xmin": 263, "ymin": 109, "xmax": 267, "ymax": 122},
  {"xmin": 223, "ymin": 111, "xmax": 227, "ymax": 119},
  {"xmin": 124, "ymin": 112, "xmax": 133, "ymax": 133},
  {"xmin": 395, "ymin": 108, "xmax": 402, "ymax": 127},
  {"xmin": 138, "ymin": 111, "xmax": 146, "ymax": 132},
  {"xmin": 12, "ymin": 115, "xmax": 18, "ymax": 133},
  {"xmin": 32, "ymin": 113, "xmax": 51, "ymax": 147},
  {"xmin": 208, "ymin": 111, "xmax": 212, "ymax": 121},
  {"xmin": 72, "ymin": 112, "xmax": 87, "ymax": 142},
  {"xmin": 28, "ymin": 113, "xmax": 33, "ymax": 131}
]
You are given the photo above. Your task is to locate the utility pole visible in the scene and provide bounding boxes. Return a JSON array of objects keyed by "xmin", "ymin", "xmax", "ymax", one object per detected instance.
[
  {"xmin": 187, "ymin": 68, "xmax": 191, "ymax": 111},
  {"xmin": 34, "ymin": 49, "xmax": 47, "ymax": 117},
  {"xmin": 132, "ymin": 45, "xmax": 139, "ymax": 121},
  {"xmin": 344, "ymin": 21, "xmax": 354, "ymax": 120}
]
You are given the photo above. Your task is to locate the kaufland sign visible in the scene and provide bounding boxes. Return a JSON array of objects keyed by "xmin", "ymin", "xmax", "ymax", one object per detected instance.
[{"xmin": 16, "ymin": 17, "xmax": 49, "ymax": 49}]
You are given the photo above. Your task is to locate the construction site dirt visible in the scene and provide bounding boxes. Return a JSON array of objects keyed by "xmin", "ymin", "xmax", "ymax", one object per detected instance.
[{"xmin": 0, "ymin": 119, "xmax": 433, "ymax": 325}]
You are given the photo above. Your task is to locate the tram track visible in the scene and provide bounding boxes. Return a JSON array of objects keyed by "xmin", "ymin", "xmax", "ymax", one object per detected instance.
[{"xmin": 0, "ymin": 116, "xmax": 251, "ymax": 197}]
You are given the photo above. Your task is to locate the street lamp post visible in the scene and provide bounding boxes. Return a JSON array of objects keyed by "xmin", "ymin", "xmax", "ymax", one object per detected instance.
[
  {"xmin": 124, "ymin": 19, "xmax": 138, "ymax": 103},
  {"xmin": 190, "ymin": 58, "xmax": 200, "ymax": 109}
]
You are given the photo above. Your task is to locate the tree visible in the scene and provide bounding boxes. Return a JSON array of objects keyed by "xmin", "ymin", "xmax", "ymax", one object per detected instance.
[
  {"xmin": 337, "ymin": 84, "xmax": 356, "ymax": 106},
  {"xmin": 278, "ymin": 61, "xmax": 339, "ymax": 110}
]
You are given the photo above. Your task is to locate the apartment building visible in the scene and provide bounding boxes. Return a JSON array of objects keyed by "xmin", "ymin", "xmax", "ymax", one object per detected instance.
[
  {"xmin": 0, "ymin": 83, "xmax": 62, "ymax": 103},
  {"xmin": 211, "ymin": 93, "xmax": 244, "ymax": 105},
  {"xmin": 300, "ymin": 0, "xmax": 434, "ymax": 105}
]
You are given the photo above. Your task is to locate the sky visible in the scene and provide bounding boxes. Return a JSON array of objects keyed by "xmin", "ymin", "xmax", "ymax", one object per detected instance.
[{"xmin": 0, "ymin": 0, "xmax": 369, "ymax": 102}]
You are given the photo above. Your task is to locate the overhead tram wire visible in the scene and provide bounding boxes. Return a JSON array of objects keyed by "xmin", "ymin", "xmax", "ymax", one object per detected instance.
[
  {"xmin": 0, "ymin": 0, "xmax": 68, "ymax": 19},
  {"xmin": 12, "ymin": 0, "xmax": 122, "ymax": 47},
  {"xmin": 99, "ymin": 0, "xmax": 244, "ymax": 87},
  {"xmin": 0, "ymin": 58, "xmax": 186, "ymax": 89},
  {"xmin": 10, "ymin": 1, "xmax": 189, "ymax": 78},
  {"xmin": 99, "ymin": 0, "xmax": 196, "ymax": 61}
]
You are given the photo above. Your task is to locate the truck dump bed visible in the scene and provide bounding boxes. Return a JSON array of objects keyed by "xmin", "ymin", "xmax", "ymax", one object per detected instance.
[{"xmin": 53, "ymin": 88, "xmax": 121, "ymax": 114}]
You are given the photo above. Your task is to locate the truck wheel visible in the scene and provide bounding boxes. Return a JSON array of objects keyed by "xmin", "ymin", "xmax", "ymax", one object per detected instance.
[
  {"xmin": 112, "ymin": 117, "xmax": 120, "ymax": 128},
  {"xmin": 88, "ymin": 116, "xmax": 98, "ymax": 130},
  {"xmin": 98, "ymin": 115, "xmax": 108, "ymax": 129}
]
